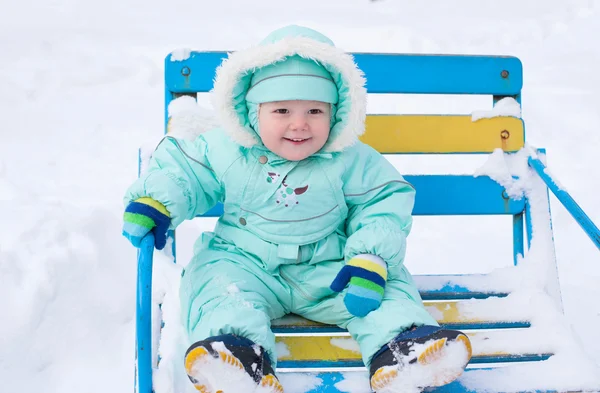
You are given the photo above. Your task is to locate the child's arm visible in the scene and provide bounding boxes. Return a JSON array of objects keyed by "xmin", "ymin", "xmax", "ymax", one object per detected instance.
[
  {"xmin": 330, "ymin": 143, "xmax": 415, "ymax": 317},
  {"xmin": 341, "ymin": 143, "xmax": 415, "ymax": 268},
  {"xmin": 124, "ymin": 135, "xmax": 223, "ymax": 229}
]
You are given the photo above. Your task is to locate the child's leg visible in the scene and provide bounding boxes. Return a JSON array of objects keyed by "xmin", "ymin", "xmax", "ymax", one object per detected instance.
[
  {"xmin": 343, "ymin": 264, "xmax": 439, "ymax": 365},
  {"xmin": 286, "ymin": 261, "xmax": 438, "ymax": 365},
  {"xmin": 184, "ymin": 333, "xmax": 282, "ymax": 393},
  {"xmin": 180, "ymin": 250, "xmax": 290, "ymax": 367},
  {"xmin": 180, "ymin": 249, "xmax": 289, "ymax": 392},
  {"xmin": 287, "ymin": 261, "xmax": 470, "ymax": 391}
]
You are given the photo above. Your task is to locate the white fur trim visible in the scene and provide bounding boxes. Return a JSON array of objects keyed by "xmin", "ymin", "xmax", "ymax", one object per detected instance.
[
  {"xmin": 166, "ymin": 96, "xmax": 220, "ymax": 141},
  {"xmin": 212, "ymin": 36, "xmax": 367, "ymax": 152}
]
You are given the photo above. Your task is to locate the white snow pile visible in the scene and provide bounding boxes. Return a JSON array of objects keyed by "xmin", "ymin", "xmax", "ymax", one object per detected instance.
[
  {"xmin": 330, "ymin": 337, "xmax": 361, "ymax": 353},
  {"xmin": 416, "ymin": 146, "xmax": 572, "ymax": 299},
  {"xmin": 374, "ymin": 339, "xmax": 470, "ymax": 393},
  {"xmin": 452, "ymin": 146, "xmax": 600, "ymax": 391},
  {"xmin": 170, "ymin": 48, "xmax": 192, "ymax": 62},
  {"xmin": 472, "ymin": 146, "xmax": 563, "ymax": 300},
  {"xmin": 278, "ymin": 374, "xmax": 324, "ymax": 393},
  {"xmin": 139, "ymin": 96, "xmax": 220, "ymax": 175},
  {"xmin": 166, "ymin": 96, "xmax": 219, "ymax": 141},
  {"xmin": 471, "ymin": 97, "xmax": 521, "ymax": 122}
]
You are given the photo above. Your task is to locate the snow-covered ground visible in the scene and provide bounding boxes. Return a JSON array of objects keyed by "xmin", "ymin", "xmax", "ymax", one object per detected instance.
[{"xmin": 1, "ymin": 1, "xmax": 599, "ymax": 392}]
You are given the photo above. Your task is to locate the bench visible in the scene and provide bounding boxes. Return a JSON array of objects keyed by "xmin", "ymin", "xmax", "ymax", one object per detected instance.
[{"xmin": 133, "ymin": 51, "xmax": 600, "ymax": 393}]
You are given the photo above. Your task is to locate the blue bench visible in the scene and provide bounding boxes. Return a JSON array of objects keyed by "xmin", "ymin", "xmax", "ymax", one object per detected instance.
[{"xmin": 134, "ymin": 51, "xmax": 600, "ymax": 393}]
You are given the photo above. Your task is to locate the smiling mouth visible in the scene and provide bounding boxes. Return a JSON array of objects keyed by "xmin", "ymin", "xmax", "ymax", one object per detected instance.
[{"xmin": 284, "ymin": 137, "xmax": 311, "ymax": 142}]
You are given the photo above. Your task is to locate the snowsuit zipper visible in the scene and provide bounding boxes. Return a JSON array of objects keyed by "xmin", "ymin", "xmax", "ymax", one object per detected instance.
[{"xmin": 279, "ymin": 267, "xmax": 320, "ymax": 303}]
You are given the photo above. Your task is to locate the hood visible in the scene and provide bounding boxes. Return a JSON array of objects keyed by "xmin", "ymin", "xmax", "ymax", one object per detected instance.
[{"xmin": 211, "ymin": 25, "xmax": 367, "ymax": 153}]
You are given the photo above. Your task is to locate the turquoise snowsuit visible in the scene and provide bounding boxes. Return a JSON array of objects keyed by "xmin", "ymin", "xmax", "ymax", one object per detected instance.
[{"xmin": 124, "ymin": 25, "xmax": 437, "ymax": 367}]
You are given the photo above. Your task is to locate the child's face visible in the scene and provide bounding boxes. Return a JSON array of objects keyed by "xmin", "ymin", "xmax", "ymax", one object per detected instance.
[{"xmin": 258, "ymin": 100, "xmax": 331, "ymax": 161}]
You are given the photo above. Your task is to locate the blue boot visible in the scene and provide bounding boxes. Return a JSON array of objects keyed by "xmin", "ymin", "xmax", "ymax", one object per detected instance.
[
  {"xmin": 185, "ymin": 334, "xmax": 283, "ymax": 393},
  {"xmin": 369, "ymin": 326, "xmax": 472, "ymax": 392}
]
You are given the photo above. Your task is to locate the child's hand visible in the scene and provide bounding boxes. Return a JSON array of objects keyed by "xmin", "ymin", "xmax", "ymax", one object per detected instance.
[
  {"xmin": 330, "ymin": 254, "xmax": 387, "ymax": 317},
  {"xmin": 122, "ymin": 197, "xmax": 171, "ymax": 250}
]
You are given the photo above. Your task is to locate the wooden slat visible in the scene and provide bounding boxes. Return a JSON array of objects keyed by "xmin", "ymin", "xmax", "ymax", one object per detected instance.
[
  {"xmin": 166, "ymin": 51, "xmax": 225, "ymax": 93},
  {"xmin": 198, "ymin": 175, "xmax": 525, "ymax": 218},
  {"xmin": 278, "ymin": 370, "xmax": 585, "ymax": 393},
  {"xmin": 361, "ymin": 115, "xmax": 525, "ymax": 153},
  {"xmin": 276, "ymin": 329, "xmax": 553, "ymax": 368},
  {"xmin": 352, "ymin": 53, "xmax": 522, "ymax": 95},
  {"xmin": 414, "ymin": 274, "xmax": 514, "ymax": 300},
  {"xmin": 408, "ymin": 175, "xmax": 524, "ymax": 215},
  {"xmin": 272, "ymin": 298, "xmax": 532, "ymax": 334},
  {"xmin": 165, "ymin": 52, "xmax": 523, "ymax": 96}
]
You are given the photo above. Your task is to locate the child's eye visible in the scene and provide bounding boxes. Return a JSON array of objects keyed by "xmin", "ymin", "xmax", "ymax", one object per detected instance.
[
  {"xmin": 274, "ymin": 109, "xmax": 289, "ymax": 114},
  {"xmin": 308, "ymin": 109, "xmax": 324, "ymax": 114}
]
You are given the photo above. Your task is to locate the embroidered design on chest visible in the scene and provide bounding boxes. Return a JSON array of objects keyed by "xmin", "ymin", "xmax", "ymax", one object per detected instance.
[{"xmin": 267, "ymin": 173, "xmax": 309, "ymax": 207}]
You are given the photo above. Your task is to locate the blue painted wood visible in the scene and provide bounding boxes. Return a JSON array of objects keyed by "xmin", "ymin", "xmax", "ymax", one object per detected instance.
[
  {"xmin": 295, "ymin": 370, "xmax": 570, "ymax": 393},
  {"xmin": 409, "ymin": 175, "xmax": 524, "ymax": 215},
  {"xmin": 419, "ymin": 288, "xmax": 508, "ymax": 300},
  {"xmin": 279, "ymin": 353, "xmax": 551, "ymax": 369},
  {"xmin": 529, "ymin": 157, "xmax": 600, "ymax": 250},
  {"xmin": 352, "ymin": 53, "xmax": 523, "ymax": 95},
  {"xmin": 201, "ymin": 204, "xmax": 223, "ymax": 217},
  {"xmin": 165, "ymin": 52, "xmax": 523, "ymax": 96},
  {"xmin": 513, "ymin": 213, "xmax": 524, "ymax": 265},
  {"xmin": 197, "ymin": 175, "xmax": 525, "ymax": 218},
  {"xmin": 272, "ymin": 320, "xmax": 529, "ymax": 334},
  {"xmin": 136, "ymin": 233, "xmax": 154, "ymax": 393},
  {"xmin": 164, "ymin": 89, "xmax": 174, "ymax": 132},
  {"xmin": 165, "ymin": 52, "xmax": 227, "ymax": 93},
  {"xmin": 525, "ymin": 199, "xmax": 533, "ymax": 250}
]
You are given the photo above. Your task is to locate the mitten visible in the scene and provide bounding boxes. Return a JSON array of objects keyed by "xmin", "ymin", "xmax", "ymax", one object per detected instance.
[
  {"xmin": 330, "ymin": 254, "xmax": 387, "ymax": 317},
  {"xmin": 122, "ymin": 197, "xmax": 171, "ymax": 249}
]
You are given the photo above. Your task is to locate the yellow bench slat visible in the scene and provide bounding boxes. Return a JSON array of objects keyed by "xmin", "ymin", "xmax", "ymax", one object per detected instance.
[
  {"xmin": 361, "ymin": 115, "xmax": 524, "ymax": 153},
  {"xmin": 272, "ymin": 299, "xmax": 534, "ymax": 330},
  {"xmin": 276, "ymin": 328, "xmax": 556, "ymax": 363}
]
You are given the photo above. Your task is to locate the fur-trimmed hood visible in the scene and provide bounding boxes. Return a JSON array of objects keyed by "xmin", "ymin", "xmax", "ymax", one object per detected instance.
[{"xmin": 211, "ymin": 25, "xmax": 367, "ymax": 153}]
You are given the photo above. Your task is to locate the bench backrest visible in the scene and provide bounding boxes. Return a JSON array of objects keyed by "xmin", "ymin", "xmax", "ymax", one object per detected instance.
[{"xmin": 164, "ymin": 52, "xmax": 527, "ymax": 265}]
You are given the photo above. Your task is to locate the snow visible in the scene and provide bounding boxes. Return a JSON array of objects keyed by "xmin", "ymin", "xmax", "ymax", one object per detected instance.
[
  {"xmin": 473, "ymin": 147, "xmax": 528, "ymax": 199},
  {"xmin": 278, "ymin": 373, "xmax": 323, "ymax": 393},
  {"xmin": 151, "ymin": 250, "xmax": 193, "ymax": 393},
  {"xmin": 471, "ymin": 97, "xmax": 521, "ymax": 122},
  {"xmin": 460, "ymin": 354, "xmax": 600, "ymax": 392},
  {"xmin": 330, "ymin": 337, "xmax": 361, "ymax": 353},
  {"xmin": 374, "ymin": 339, "xmax": 471, "ymax": 393},
  {"xmin": 276, "ymin": 341, "xmax": 292, "ymax": 358},
  {"xmin": 474, "ymin": 146, "xmax": 565, "ymax": 305},
  {"xmin": 166, "ymin": 95, "xmax": 219, "ymax": 141},
  {"xmin": 335, "ymin": 372, "xmax": 372, "ymax": 393},
  {"xmin": 2, "ymin": 1, "xmax": 600, "ymax": 393},
  {"xmin": 186, "ymin": 341, "xmax": 260, "ymax": 393},
  {"xmin": 543, "ymin": 166, "xmax": 568, "ymax": 191},
  {"xmin": 170, "ymin": 48, "xmax": 192, "ymax": 62}
]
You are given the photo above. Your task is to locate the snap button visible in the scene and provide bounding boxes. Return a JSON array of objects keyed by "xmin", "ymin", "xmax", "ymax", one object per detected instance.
[
  {"xmin": 258, "ymin": 155, "xmax": 268, "ymax": 164},
  {"xmin": 239, "ymin": 217, "xmax": 247, "ymax": 226}
]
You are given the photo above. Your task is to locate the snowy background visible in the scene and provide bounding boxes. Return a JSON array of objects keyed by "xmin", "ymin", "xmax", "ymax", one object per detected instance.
[{"xmin": 1, "ymin": 1, "xmax": 599, "ymax": 392}]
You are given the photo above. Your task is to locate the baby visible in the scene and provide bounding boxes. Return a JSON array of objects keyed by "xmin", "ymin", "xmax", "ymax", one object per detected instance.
[{"xmin": 123, "ymin": 25, "xmax": 472, "ymax": 392}]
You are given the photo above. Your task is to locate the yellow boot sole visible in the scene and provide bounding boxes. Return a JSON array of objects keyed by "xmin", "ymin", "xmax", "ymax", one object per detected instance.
[
  {"xmin": 185, "ymin": 345, "xmax": 284, "ymax": 393},
  {"xmin": 371, "ymin": 334, "xmax": 473, "ymax": 392}
]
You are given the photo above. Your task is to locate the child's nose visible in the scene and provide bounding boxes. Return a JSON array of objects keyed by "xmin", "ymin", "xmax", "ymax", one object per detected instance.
[{"xmin": 289, "ymin": 114, "xmax": 309, "ymax": 130}]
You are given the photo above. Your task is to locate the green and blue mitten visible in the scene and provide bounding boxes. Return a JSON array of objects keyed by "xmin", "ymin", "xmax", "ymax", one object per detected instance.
[
  {"xmin": 330, "ymin": 254, "xmax": 387, "ymax": 317},
  {"xmin": 122, "ymin": 197, "xmax": 171, "ymax": 250}
]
